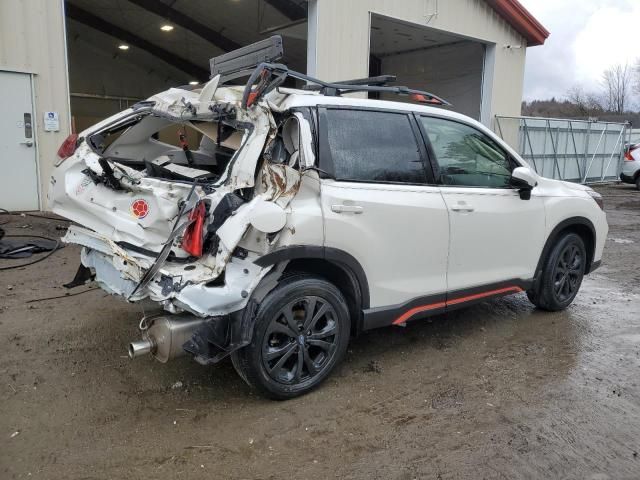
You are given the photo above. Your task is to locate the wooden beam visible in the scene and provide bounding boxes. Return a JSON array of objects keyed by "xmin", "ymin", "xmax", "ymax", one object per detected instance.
[
  {"xmin": 125, "ymin": 0, "xmax": 241, "ymax": 52},
  {"xmin": 65, "ymin": 2, "xmax": 209, "ymax": 80},
  {"xmin": 263, "ymin": 0, "xmax": 307, "ymax": 21}
]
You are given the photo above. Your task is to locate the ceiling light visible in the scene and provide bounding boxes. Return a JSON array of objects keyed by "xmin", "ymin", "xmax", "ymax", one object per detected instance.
[
  {"xmin": 118, "ymin": 44, "xmax": 129, "ymax": 50},
  {"xmin": 189, "ymin": 81, "xmax": 199, "ymax": 85},
  {"xmin": 160, "ymin": 24, "xmax": 174, "ymax": 32}
]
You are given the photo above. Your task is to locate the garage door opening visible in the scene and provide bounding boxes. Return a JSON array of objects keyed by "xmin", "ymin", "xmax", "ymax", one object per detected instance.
[
  {"xmin": 64, "ymin": 1, "xmax": 308, "ymax": 131},
  {"xmin": 369, "ymin": 14, "xmax": 489, "ymax": 121}
]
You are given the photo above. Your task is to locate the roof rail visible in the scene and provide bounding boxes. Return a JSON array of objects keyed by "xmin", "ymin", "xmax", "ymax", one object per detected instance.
[
  {"xmin": 241, "ymin": 63, "xmax": 451, "ymax": 109},
  {"xmin": 303, "ymin": 74, "xmax": 397, "ymax": 89}
]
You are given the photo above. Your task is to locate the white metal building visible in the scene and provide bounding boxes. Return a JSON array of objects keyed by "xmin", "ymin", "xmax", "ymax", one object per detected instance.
[{"xmin": 0, "ymin": 0, "xmax": 548, "ymax": 211}]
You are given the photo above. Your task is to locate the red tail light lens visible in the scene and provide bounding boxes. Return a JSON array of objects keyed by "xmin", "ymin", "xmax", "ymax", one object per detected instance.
[
  {"xmin": 182, "ymin": 201, "xmax": 206, "ymax": 257},
  {"xmin": 56, "ymin": 134, "xmax": 79, "ymax": 161}
]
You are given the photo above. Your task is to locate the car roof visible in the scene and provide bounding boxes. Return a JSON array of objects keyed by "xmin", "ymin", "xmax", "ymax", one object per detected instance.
[
  {"xmin": 264, "ymin": 87, "xmax": 528, "ymax": 166},
  {"xmin": 272, "ymin": 87, "xmax": 491, "ymax": 135},
  {"xmin": 275, "ymin": 87, "xmax": 477, "ymax": 122}
]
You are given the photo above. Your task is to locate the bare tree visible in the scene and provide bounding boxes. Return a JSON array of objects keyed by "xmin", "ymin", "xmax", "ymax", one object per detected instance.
[
  {"xmin": 601, "ymin": 63, "xmax": 632, "ymax": 114},
  {"xmin": 566, "ymin": 85, "xmax": 602, "ymax": 116}
]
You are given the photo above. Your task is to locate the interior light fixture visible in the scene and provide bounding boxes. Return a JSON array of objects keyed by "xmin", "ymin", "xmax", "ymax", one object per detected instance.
[
  {"xmin": 160, "ymin": 24, "xmax": 174, "ymax": 32},
  {"xmin": 189, "ymin": 81, "xmax": 199, "ymax": 85},
  {"xmin": 118, "ymin": 44, "xmax": 130, "ymax": 50}
]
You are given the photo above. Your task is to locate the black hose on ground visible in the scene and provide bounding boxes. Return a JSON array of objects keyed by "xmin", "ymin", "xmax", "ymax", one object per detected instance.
[{"xmin": 0, "ymin": 208, "xmax": 64, "ymax": 271}]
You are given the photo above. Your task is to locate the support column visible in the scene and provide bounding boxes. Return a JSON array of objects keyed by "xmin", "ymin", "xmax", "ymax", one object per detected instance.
[{"xmin": 306, "ymin": 0, "xmax": 370, "ymax": 81}]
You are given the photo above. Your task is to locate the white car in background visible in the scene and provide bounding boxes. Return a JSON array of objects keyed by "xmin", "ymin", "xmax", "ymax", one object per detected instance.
[
  {"xmin": 621, "ymin": 143, "xmax": 640, "ymax": 189},
  {"xmin": 48, "ymin": 38, "xmax": 608, "ymax": 399}
]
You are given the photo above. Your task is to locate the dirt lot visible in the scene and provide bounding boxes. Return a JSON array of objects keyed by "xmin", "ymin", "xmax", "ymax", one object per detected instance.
[{"xmin": 1, "ymin": 184, "xmax": 639, "ymax": 479}]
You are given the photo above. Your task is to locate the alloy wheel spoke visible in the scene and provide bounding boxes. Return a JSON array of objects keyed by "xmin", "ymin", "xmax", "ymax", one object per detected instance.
[
  {"xmin": 307, "ymin": 338, "xmax": 333, "ymax": 351},
  {"xmin": 309, "ymin": 322, "xmax": 337, "ymax": 340},
  {"xmin": 302, "ymin": 297, "xmax": 318, "ymax": 331},
  {"xmin": 293, "ymin": 347, "xmax": 304, "ymax": 382},
  {"xmin": 269, "ymin": 344, "xmax": 296, "ymax": 374},
  {"xmin": 303, "ymin": 348, "xmax": 318, "ymax": 375},
  {"xmin": 265, "ymin": 342, "xmax": 295, "ymax": 362},
  {"xmin": 306, "ymin": 303, "xmax": 330, "ymax": 332}
]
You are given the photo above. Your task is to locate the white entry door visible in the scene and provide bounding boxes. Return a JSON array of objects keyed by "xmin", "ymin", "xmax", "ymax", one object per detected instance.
[{"xmin": 0, "ymin": 71, "xmax": 39, "ymax": 211}]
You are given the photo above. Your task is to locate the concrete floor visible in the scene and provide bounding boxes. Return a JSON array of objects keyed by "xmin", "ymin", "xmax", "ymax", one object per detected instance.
[{"xmin": 1, "ymin": 184, "xmax": 639, "ymax": 479}]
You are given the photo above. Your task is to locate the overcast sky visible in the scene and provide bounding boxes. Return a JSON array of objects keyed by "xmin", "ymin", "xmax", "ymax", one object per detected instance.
[{"xmin": 520, "ymin": 0, "xmax": 639, "ymax": 102}]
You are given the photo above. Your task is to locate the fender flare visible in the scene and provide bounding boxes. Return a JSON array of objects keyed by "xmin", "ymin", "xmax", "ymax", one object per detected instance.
[
  {"xmin": 254, "ymin": 245, "xmax": 370, "ymax": 309},
  {"xmin": 534, "ymin": 216, "xmax": 597, "ymax": 282}
]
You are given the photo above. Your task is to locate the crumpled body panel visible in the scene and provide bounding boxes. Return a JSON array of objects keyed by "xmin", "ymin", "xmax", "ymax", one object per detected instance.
[{"xmin": 50, "ymin": 79, "xmax": 308, "ymax": 317}]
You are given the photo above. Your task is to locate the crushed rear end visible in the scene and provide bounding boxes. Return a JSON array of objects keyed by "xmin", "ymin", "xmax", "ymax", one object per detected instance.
[{"xmin": 49, "ymin": 38, "xmax": 310, "ymax": 363}]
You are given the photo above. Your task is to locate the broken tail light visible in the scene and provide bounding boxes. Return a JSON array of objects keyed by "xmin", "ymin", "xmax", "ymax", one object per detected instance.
[
  {"xmin": 55, "ymin": 134, "xmax": 79, "ymax": 166},
  {"xmin": 625, "ymin": 145, "xmax": 638, "ymax": 161},
  {"xmin": 182, "ymin": 201, "xmax": 206, "ymax": 257}
]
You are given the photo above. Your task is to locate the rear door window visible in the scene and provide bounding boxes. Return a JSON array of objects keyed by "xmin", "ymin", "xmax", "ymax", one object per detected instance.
[{"xmin": 322, "ymin": 108, "xmax": 429, "ymax": 184}]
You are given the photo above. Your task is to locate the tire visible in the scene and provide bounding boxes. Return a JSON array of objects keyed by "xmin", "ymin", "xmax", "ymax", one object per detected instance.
[
  {"xmin": 526, "ymin": 233, "xmax": 586, "ymax": 311},
  {"xmin": 635, "ymin": 176, "xmax": 640, "ymax": 191},
  {"xmin": 231, "ymin": 275, "xmax": 350, "ymax": 400}
]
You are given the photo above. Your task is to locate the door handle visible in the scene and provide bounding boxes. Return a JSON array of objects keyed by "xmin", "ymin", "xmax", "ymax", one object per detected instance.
[
  {"xmin": 451, "ymin": 203, "xmax": 474, "ymax": 213},
  {"xmin": 331, "ymin": 204, "xmax": 364, "ymax": 214},
  {"xmin": 20, "ymin": 140, "xmax": 34, "ymax": 147}
]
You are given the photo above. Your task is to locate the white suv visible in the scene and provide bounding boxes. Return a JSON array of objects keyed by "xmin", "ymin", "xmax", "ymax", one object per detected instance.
[
  {"xmin": 621, "ymin": 143, "xmax": 640, "ymax": 189},
  {"xmin": 49, "ymin": 39, "xmax": 607, "ymax": 399}
]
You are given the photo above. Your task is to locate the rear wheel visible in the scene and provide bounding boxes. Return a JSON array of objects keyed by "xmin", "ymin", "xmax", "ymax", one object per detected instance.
[
  {"xmin": 635, "ymin": 176, "xmax": 640, "ymax": 191},
  {"xmin": 231, "ymin": 275, "xmax": 350, "ymax": 400},
  {"xmin": 527, "ymin": 233, "xmax": 586, "ymax": 311}
]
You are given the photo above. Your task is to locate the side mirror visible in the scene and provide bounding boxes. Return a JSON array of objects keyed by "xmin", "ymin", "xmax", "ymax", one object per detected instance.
[{"xmin": 510, "ymin": 167, "xmax": 538, "ymax": 200}]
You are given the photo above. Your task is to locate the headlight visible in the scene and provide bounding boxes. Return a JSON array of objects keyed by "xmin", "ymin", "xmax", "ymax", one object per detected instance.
[{"xmin": 587, "ymin": 190, "xmax": 604, "ymax": 211}]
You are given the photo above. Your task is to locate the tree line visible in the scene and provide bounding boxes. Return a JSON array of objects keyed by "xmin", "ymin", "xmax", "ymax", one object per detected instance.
[{"xmin": 522, "ymin": 61, "xmax": 640, "ymax": 126}]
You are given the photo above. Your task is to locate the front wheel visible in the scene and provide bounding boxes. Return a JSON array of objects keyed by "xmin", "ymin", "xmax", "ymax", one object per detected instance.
[
  {"xmin": 527, "ymin": 233, "xmax": 586, "ymax": 311},
  {"xmin": 231, "ymin": 275, "xmax": 350, "ymax": 400}
]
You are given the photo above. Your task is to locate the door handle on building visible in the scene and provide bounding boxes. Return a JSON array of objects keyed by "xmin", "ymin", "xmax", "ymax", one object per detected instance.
[
  {"xmin": 20, "ymin": 140, "xmax": 34, "ymax": 147},
  {"xmin": 331, "ymin": 204, "xmax": 364, "ymax": 214}
]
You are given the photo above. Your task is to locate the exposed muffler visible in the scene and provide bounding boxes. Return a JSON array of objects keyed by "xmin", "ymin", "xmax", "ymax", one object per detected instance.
[{"xmin": 128, "ymin": 314, "xmax": 207, "ymax": 363}]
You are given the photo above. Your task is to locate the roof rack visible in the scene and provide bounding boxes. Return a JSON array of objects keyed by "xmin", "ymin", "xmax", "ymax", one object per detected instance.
[
  {"xmin": 208, "ymin": 36, "xmax": 451, "ymax": 108},
  {"xmin": 241, "ymin": 62, "xmax": 452, "ymax": 109}
]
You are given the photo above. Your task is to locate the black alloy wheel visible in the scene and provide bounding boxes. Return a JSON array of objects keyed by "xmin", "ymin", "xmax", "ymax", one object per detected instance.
[
  {"xmin": 231, "ymin": 275, "xmax": 350, "ymax": 399},
  {"xmin": 526, "ymin": 232, "xmax": 587, "ymax": 311},
  {"xmin": 552, "ymin": 242, "xmax": 583, "ymax": 303},
  {"xmin": 262, "ymin": 296, "xmax": 339, "ymax": 385}
]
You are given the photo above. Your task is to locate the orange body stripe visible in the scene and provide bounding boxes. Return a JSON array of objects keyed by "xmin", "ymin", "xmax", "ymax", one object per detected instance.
[
  {"xmin": 392, "ymin": 286, "xmax": 523, "ymax": 325},
  {"xmin": 392, "ymin": 302, "xmax": 446, "ymax": 325},
  {"xmin": 446, "ymin": 286, "xmax": 523, "ymax": 306}
]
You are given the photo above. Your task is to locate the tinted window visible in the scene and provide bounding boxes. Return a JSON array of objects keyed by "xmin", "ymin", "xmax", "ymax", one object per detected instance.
[
  {"xmin": 325, "ymin": 109, "xmax": 428, "ymax": 184},
  {"xmin": 420, "ymin": 116, "xmax": 512, "ymax": 188}
]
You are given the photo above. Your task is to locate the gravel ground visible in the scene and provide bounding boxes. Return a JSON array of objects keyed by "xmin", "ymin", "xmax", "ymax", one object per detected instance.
[{"xmin": 1, "ymin": 184, "xmax": 639, "ymax": 479}]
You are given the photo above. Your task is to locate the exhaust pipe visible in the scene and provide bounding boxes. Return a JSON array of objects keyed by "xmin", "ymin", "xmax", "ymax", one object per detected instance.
[
  {"xmin": 128, "ymin": 314, "xmax": 207, "ymax": 363},
  {"xmin": 128, "ymin": 339, "xmax": 152, "ymax": 358}
]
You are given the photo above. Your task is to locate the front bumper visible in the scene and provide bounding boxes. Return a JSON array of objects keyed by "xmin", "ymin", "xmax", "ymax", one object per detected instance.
[{"xmin": 620, "ymin": 173, "xmax": 636, "ymax": 184}]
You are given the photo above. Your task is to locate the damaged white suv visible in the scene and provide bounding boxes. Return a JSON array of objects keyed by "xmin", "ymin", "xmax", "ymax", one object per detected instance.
[{"xmin": 50, "ymin": 38, "xmax": 608, "ymax": 399}]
